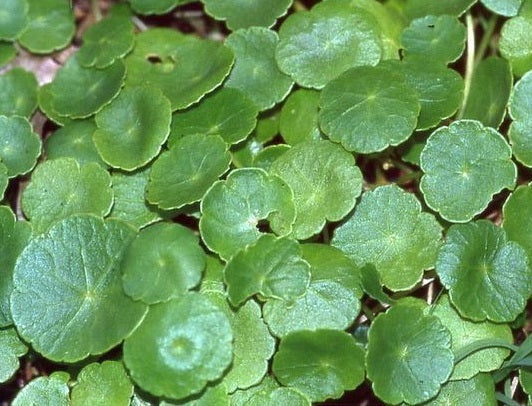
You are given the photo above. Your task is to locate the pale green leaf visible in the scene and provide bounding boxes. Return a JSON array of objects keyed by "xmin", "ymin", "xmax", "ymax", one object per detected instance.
[
  {"xmin": 423, "ymin": 373, "xmax": 496, "ymax": 405},
  {"xmin": 509, "ymin": 70, "xmax": 532, "ymax": 166},
  {"xmin": 481, "ymin": 0, "xmax": 523, "ymax": 16},
  {"xmin": 500, "ymin": 11, "xmax": 532, "ymax": 77},
  {"xmin": 12, "ymin": 375, "xmax": 69, "ymax": 406}
]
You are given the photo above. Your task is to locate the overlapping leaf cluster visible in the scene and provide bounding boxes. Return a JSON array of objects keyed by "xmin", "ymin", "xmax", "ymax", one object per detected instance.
[{"xmin": 0, "ymin": 0, "xmax": 531, "ymax": 404}]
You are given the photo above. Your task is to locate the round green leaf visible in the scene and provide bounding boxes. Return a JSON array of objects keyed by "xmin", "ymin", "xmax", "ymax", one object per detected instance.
[
  {"xmin": 123, "ymin": 293, "xmax": 233, "ymax": 400},
  {"xmin": 500, "ymin": 14, "xmax": 532, "ymax": 77},
  {"xmin": 319, "ymin": 62, "xmax": 420, "ymax": 153},
  {"xmin": 44, "ymin": 119, "xmax": 107, "ymax": 167},
  {"xmin": 0, "ymin": 0, "xmax": 28, "ymax": 40},
  {"xmin": 276, "ymin": 1, "xmax": 381, "ymax": 89},
  {"xmin": 202, "ymin": 0, "xmax": 291, "ymax": 30},
  {"xmin": 93, "ymin": 86, "xmax": 172, "ymax": 171},
  {"xmin": 129, "ymin": 0, "xmax": 188, "ymax": 15},
  {"xmin": 436, "ymin": 220, "xmax": 532, "ymax": 322},
  {"xmin": 280, "ymin": 89, "xmax": 321, "ymax": 145},
  {"xmin": 71, "ymin": 361, "xmax": 133, "ymax": 406},
  {"xmin": 0, "ymin": 206, "xmax": 31, "ymax": 327},
  {"xmin": 263, "ymin": 243, "xmax": 362, "ymax": 337},
  {"xmin": 199, "ymin": 168, "xmax": 296, "ymax": 261},
  {"xmin": 424, "ymin": 373, "xmax": 496, "ymax": 405},
  {"xmin": 0, "ymin": 41, "xmax": 17, "ymax": 67},
  {"xmin": 402, "ymin": 58, "xmax": 464, "ymax": 130},
  {"xmin": 77, "ymin": 16, "xmax": 135, "ymax": 68},
  {"xmin": 224, "ymin": 234, "xmax": 311, "ymax": 306},
  {"xmin": 332, "ymin": 185, "xmax": 442, "ymax": 291},
  {"xmin": 22, "ymin": 158, "xmax": 113, "ymax": 233},
  {"xmin": 225, "ymin": 27, "xmax": 293, "ymax": 111},
  {"xmin": 401, "ymin": 15, "xmax": 466, "ymax": 64},
  {"xmin": 12, "ymin": 375, "xmax": 69, "ymax": 406},
  {"xmin": 170, "ymin": 88, "xmax": 258, "ymax": 145},
  {"xmin": 404, "ymin": 0, "xmax": 476, "ymax": 20},
  {"xmin": 11, "ymin": 215, "xmax": 147, "ymax": 362},
  {"xmin": 49, "ymin": 55, "xmax": 126, "ymax": 119},
  {"xmin": 0, "ymin": 68, "xmax": 38, "ymax": 117},
  {"xmin": 366, "ymin": 303, "xmax": 454, "ymax": 404},
  {"xmin": 509, "ymin": 70, "xmax": 532, "ymax": 166},
  {"xmin": 147, "ymin": 134, "xmax": 231, "ymax": 210},
  {"xmin": 122, "ymin": 223, "xmax": 205, "ymax": 304},
  {"xmin": 109, "ymin": 167, "xmax": 162, "ymax": 229},
  {"xmin": 125, "ymin": 28, "xmax": 234, "ymax": 111},
  {"xmin": 206, "ymin": 293, "xmax": 275, "ymax": 393},
  {"xmin": 503, "ymin": 183, "xmax": 532, "ymax": 261},
  {"xmin": 270, "ymin": 140, "xmax": 363, "ymax": 239},
  {"xmin": 481, "ymin": 0, "xmax": 523, "ymax": 16},
  {"xmin": 0, "ymin": 327, "xmax": 28, "ymax": 383},
  {"xmin": 273, "ymin": 329, "xmax": 365, "ymax": 402},
  {"xmin": 18, "ymin": 0, "xmax": 75, "ymax": 54},
  {"xmin": 420, "ymin": 120, "xmax": 517, "ymax": 223},
  {"xmin": 432, "ymin": 294, "xmax": 513, "ymax": 380},
  {"xmin": 0, "ymin": 115, "xmax": 41, "ymax": 178},
  {"xmin": 462, "ymin": 56, "xmax": 513, "ymax": 129}
]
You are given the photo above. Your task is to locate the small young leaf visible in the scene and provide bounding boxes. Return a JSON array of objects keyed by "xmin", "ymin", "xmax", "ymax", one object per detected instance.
[
  {"xmin": 225, "ymin": 27, "xmax": 294, "ymax": 111},
  {"xmin": 279, "ymin": 89, "xmax": 321, "ymax": 145},
  {"xmin": 270, "ymin": 140, "xmax": 363, "ymax": 239},
  {"xmin": 93, "ymin": 86, "xmax": 172, "ymax": 171},
  {"xmin": 22, "ymin": 158, "xmax": 113, "ymax": 233},
  {"xmin": 77, "ymin": 16, "xmax": 135, "ymax": 68},
  {"xmin": 199, "ymin": 168, "xmax": 296, "ymax": 260},
  {"xmin": 170, "ymin": 88, "xmax": 258, "ymax": 145},
  {"xmin": 48, "ymin": 55, "xmax": 126, "ymax": 119},
  {"xmin": 202, "ymin": 0, "xmax": 291, "ymax": 30},
  {"xmin": 401, "ymin": 15, "xmax": 466, "ymax": 64},
  {"xmin": 0, "ymin": 68, "xmax": 38, "ymax": 117},
  {"xmin": 366, "ymin": 302, "xmax": 454, "ymax": 404},
  {"xmin": 123, "ymin": 293, "xmax": 233, "ymax": 400},
  {"xmin": 420, "ymin": 120, "xmax": 517, "ymax": 222},
  {"xmin": 125, "ymin": 28, "xmax": 234, "ymax": 111},
  {"xmin": 436, "ymin": 220, "xmax": 532, "ymax": 322},
  {"xmin": 424, "ymin": 373, "xmax": 496, "ymax": 405},
  {"xmin": 404, "ymin": 0, "xmax": 476, "ymax": 20},
  {"xmin": 0, "ymin": 0, "xmax": 27, "ymax": 41},
  {"xmin": 319, "ymin": 62, "xmax": 420, "ymax": 153},
  {"xmin": 431, "ymin": 294, "xmax": 513, "ymax": 380},
  {"xmin": 109, "ymin": 168, "xmax": 162, "ymax": 229},
  {"xmin": 273, "ymin": 329, "xmax": 365, "ymax": 402},
  {"xmin": 359, "ymin": 263, "xmax": 395, "ymax": 305},
  {"xmin": 224, "ymin": 234, "xmax": 311, "ymax": 306},
  {"xmin": 11, "ymin": 215, "xmax": 147, "ymax": 362},
  {"xmin": 206, "ymin": 293, "xmax": 275, "ymax": 393},
  {"xmin": 503, "ymin": 183, "xmax": 532, "ymax": 261},
  {"xmin": 12, "ymin": 375, "xmax": 69, "ymax": 406},
  {"xmin": 500, "ymin": 10, "xmax": 532, "ymax": 77},
  {"xmin": 0, "ymin": 206, "xmax": 31, "ymax": 327},
  {"xmin": 71, "ymin": 361, "xmax": 133, "ymax": 406},
  {"xmin": 0, "ymin": 115, "xmax": 41, "ymax": 178},
  {"xmin": 0, "ymin": 327, "xmax": 28, "ymax": 383},
  {"xmin": 508, "ymin": 70, "xmax": 532, "ymax": 166},
  {"xmin": 462, "ymin": 56, "xmax": 513, "ymax": 128},
  {"xmin": 276, "ymin": 1, "xmax": 382, "ymax": 89},
  {"xmin": 332, "ymin": 185, "xmax": 442, "ymax": 291},
  {"xmin": 122, "ymin": 223, "xmax": 206, "ymax": 304},
  {"xmin": 18, "ymin": 0, "xmax": 75, "ymax": 54}
]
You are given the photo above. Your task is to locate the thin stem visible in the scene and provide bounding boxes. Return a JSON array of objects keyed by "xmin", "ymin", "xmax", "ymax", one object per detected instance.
[
  {"xmin": 474, "ymin": 15, "xmax": 498, "ymax": 66},
  {"xmin": 131, "ymin": 16, "xmax": 148, "ymax": 31},
  {"xmin": 457, "ymin": 13, "xmax": 475, "ymax": 119},
  {"xmin": 91, "ymin": 0, "xmax": 102, "ymax": 21},
  {"xmin": 454, "ymin": 339, "xmax": 519, "ymax": 365}
]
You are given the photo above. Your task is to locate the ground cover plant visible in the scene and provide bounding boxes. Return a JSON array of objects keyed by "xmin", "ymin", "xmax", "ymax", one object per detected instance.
[{"xmin": 0, "ymin": 0, "xmax": 531, "ymax": 404}]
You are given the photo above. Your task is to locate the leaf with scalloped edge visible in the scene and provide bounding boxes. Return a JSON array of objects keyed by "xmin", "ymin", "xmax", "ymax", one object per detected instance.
[
  {"xmin": 199, "ymin": 168, "xmax": 296, "ymax": 261},
  {"xmin": 420, "ymin": 120, "xmax": 517, "ymax": 223},
  {"xmin": 280, "ymin": 89, "xmax": 321, "ymax": 145},
  {"xmin": 270, "ymin": 140, "xmax": 363, "ymax": 239},
  {"xmin": 93, "ymin": 86, "xmax": 172, "ymax": 171},
  {"xmin": 500, "ymin": 4, "xmax": 532, "ymax": 77},
  {"xmin": 0, "ymin": 68, "xmax": 38, "ymax": 118},
  {"xmin": 0, "ymin": 0, "xmax": 27, "ymax": 41},
  {"xmin": 225, "ymin": 27, "xmax": 294, "ymax": 111},
  {"xmin": 0, "ymin": 327, "xmax": 28, "ymax": 383},
  {"xmin": 125, "ymin": 28, "xmax": 234, "ymax": 111},
  {"xmin": 404, "ymin": 0, "xmax": 476, "ymax": 20},
  {"xmin": 224, "ymin": 234, "xmax": 311, "ymax": 306},
  {"xmin": 436, "ymin": 220, "xmax": 532, "ymax": 322},
  {"xmin": 0, "ymin": 115, "xmax": 41, "ymax": 178},
  {"xmin": 12, "ymin": 374, "xmax": 69, "ymax": 406},
  {"xmin": 509, "ymin": 71, "xmax": 532, "ymax": 166},
  {"xmin": 11, "ymin": 214, "xmax": 147, "ymax": 362},
  {"xmin": 22, "ymin": 158, "xmax": 113, "ymax": 233},
  {"xmin": 332, "ymin": 185, "xmax": 442, "ymax": 291},
  {"xmin": 503, "ymin": 183, "xmax": 532, "ymax": 262},
  {"xmin": 48, "ymin": 55, "xmax": 126, "ymax": 119},
  {"xmin": 160, "ymin": 382, "xmax": 229, "ymax": 406},
  {"xmin": 71, "ymin": 361, "xmax": 133, "ymax": 406},
  {"xmin": 273, "ymin": 329, "xmax": 365, "ymax": 402},
  {"xmin": 366, "ymin": 301, "xmax": 454, "ymax": 405},
  {"xmin": 147, "ymin": 134, "xmax": 231, "ymax": 210},
  {"xmin": 37, "ymin": 84, "xmax": 72, "ymax": 126},
  {"xmin": 319, "ymin": 62, "xmax": 420, "ymax": 153},
  {"xmin": 123, "ymin": 293, "xmax": 233, "ymax": 400},
  {"xmin": 424, "ymin": 373, "xmax": 496, "ymax": 405},
  {"xmin": 18, "ymin": 0, "xmax": 75, "ymax": 54}
]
